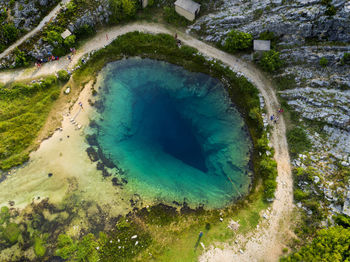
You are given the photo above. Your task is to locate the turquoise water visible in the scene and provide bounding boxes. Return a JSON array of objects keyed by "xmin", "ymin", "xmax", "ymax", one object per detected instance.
[{"xmin": 94, "ymin": 58, "xmax": 252, "ymax": 208}]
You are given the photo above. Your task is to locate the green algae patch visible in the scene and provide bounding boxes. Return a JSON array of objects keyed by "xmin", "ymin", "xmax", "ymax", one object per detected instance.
[
  {"xmin": 3, "ymin": 223, "xmax": 20, "ymax": 244},
  {"xmin": 34, "ymin": 236, "xmax": 47, "ymax": 257}
]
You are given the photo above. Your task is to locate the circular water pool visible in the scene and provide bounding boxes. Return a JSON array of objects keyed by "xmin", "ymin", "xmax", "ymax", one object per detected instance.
[{"xmin": 92, "ymin": 58, "xmax": 252, "ymax": 208}]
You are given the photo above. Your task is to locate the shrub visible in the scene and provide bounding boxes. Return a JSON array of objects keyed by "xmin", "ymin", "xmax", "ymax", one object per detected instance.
[
  {"xmin": 281, "ymin": 226, "xmax": 350, "ymax": 262},
  {"xmin": 64, "ymin": 35, "xmax": 76, "ymax": 47},
  {"xmin": 14, "ymin": 48, "xmax": 29, "ymax": 67},
  {"xmin": 57, "ymin": 70, "xmax": 70, "ymax": 82},
  {"xmin": 321, "ymin": 0, "xmax": 331, "ymax": 5},
  {"xmin": 0, "ymin": 23, "xmax": 19, "ymax": 45},
  {"xmin": 258, "ymin": 50, "xmax": 283, "ymax": 72},
  {"xmin": 224, "ymin": 30, "xmax": 253, "ymax": 52},
  {"xmin": 325, "ymin": 5, "xmax": 336, "ymax": 16},
  {"xmin": 319, "ymin": 57, "xmax": 328, "ymax": 67},
  {"xmin": 340, "ymin": 53, "xmax": 350, "ymax": 65},
  {"xmin": 294, "ymin": 189, "xmax": 309, "ymax": 201},
  {"xmin": 273, "ymin": 74, "xmax": 296, "ymax": 91},
  {"xmin": 45, "ymin": 30, "xmax": 63, "ymax": 46},
  {"xmin": 334, "ymin": 214, "xmax": 350, "ymax": 228},
  {"xmin": 75, "ymin": 24, "xmax": 95, "ymax": 39},
  {"xmin": 287, "ymin": 127, "xmax": 311, "ymax": 156},
  {"xmin": 109, "ymin": 0, "xmax": 137, "ymax": 23},
  {"xmin": 258, "ymin": 31, "xmax": 278, "ymax": 49}
]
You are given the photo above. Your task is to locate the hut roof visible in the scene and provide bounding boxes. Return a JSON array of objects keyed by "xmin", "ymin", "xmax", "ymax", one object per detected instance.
[
  {"xmin": 253, "ymin": 40, "xmax": 271, "ymax": 51},
  {"xmin": 174, "ymin": 0, "xmax": 200, "ymax": 14},
  {"xmin": 61, "ymin": 29, "xmax": 72, "ymax": 39}
]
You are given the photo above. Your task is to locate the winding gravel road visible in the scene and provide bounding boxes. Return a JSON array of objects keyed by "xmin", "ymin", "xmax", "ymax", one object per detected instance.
[{"xmin": 0, "ymin": 22, "xmax": 293, "ymax": 262}]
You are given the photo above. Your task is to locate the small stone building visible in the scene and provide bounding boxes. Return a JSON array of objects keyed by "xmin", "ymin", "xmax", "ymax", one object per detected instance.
[
  {"xmin": 253, "ymin": 40, "xmax": 271, "ymax": 52},
  {"xmin": 61, "ymin": 29, "xmax": 72, "ymax": 39},
  {"xmin": 174, "ymin": 0, "xmax": 200, "ymax": 21}
]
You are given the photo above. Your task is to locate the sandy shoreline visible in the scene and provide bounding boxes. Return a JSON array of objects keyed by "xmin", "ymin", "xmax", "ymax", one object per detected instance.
[{"xmin": 0, "ymin": 80, "xmax": 132, "ymax": 217}]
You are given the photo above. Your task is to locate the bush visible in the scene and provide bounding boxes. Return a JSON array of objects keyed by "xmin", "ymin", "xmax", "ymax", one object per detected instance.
[
  {"xmin": 0, "ymin": 23, "xmax": 19, "ymax": 46},
  {"xmin": 258, "ymin": 31, "xmax": 278, "ymax": 49},
  {"xmin": 334, "ymin": 214, "xmax": 350, "ymax": 228},
  {"xmin": 14, "ymin": 48, "xmax": 29, "ymax": 67},
  {"xmin": 109, "ymin": 0, "xmax": 137, "ymax": 23},
  {"xmin": 287, "ymin": 127, "xmax": 311, "ymax": 156},
  {"xmin": 281, "ymin": 226, "xmax": 350, "ymax": 262},
  {"xmin": 57, "ymin": 70, "xmax": 70, "ymax": 82},
  {"xmin": 325, "ymin": 5, "xmax": 336, "ymax": 16},
  {"xmin": 340, "ymin": 53, "xmax": 350, "ymax": 65},
  {"xmin": 75, "ymin": 24, "xmax": 95, "ymax": 39},
  {"xmin": 45, "ymin": 30, "xmax": 63, "ymax": 46},
  {"xmin": 64, "ymin": 35, "xmax": 76, "ymax": 47},
  {"xmin": 258, "ymin": 50, "xmax": 283, "ymax": 72},
  {"xmin": 224, "ymin": 30, "xmax": 253, "ymax": 52},
  {"xmin": 294, "ymin": 189, "xmax": 309, "ymax": 201},
  {"xmin": 319, "ymin": 57, "xmax": 328, "ymax": 67}
]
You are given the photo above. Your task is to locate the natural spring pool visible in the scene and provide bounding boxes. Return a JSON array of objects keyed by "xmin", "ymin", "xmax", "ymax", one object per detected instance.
[{"xmin": 91, "ymin": 58, "xmax": 252, "ymax": 208}]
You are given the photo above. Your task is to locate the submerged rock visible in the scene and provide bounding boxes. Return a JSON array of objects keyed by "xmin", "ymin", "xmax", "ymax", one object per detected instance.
[
  {"xmin": 86, "ymin": 147, "xmax": 99, "ymax": 162},
  {"xmin": 86, "ymin": 134, "xmax": 99, "ymax": 146}
]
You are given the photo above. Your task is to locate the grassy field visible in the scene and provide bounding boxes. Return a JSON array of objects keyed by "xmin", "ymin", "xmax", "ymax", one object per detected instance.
[
  {"xmin": 0, "ymin": 76, "xmax": 62, "ymax": 170},
  {"xmin": 141, "ymin": 195, "xmax": 267, "ymax": 261}
]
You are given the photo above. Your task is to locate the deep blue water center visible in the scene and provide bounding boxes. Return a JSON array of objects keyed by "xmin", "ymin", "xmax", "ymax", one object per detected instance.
[{"xmin": 94, "ymin": 58, "xmax": 252, "ymax": 208}]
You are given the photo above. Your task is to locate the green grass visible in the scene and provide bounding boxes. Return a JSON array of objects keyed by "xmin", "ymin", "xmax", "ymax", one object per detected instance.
[
  {"xmin": 0, "ymin": 76, "xmax": 61, "ymax": 170},
  {"xmin": 137, "ymin": 194, "xmax": 267, "ymax": 261}
]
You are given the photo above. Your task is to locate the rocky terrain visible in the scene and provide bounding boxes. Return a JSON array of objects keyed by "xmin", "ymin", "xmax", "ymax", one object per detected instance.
[
  {"xmin": 0, "ymin": 0, "xmax": 59, "ymax": 29},
  {"xmin": 0, "ymin": 0, "xmax": 60, "ymax": 54},
  {"xmin": 189, "ymin": 0, "xmax": 350, "ymax": 229},
  {"xmin": 0, "ymin": 0, "xmax": 111, "ymax": 68}
]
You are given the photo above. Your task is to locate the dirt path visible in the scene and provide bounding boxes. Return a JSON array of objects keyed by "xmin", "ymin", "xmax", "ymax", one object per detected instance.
[
  {"xmin": 0, "ymin": 22, "xmax": 293, "ymax": 261},
  {"xmin": 0, "ymin": 0, "xmax": 70, "ymax": 60}
]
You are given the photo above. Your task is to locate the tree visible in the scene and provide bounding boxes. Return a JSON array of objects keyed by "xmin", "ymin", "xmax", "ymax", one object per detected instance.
[
  {"xmin": 224, "ymin": 30, "xmax": 253, "ymax": 52},
  {"xmin": 14, "ymin": 48, "xmax": 29, "ymax": 67},
  {"xmin": 57, "ymin": 70, "xmax": 70, "ymax": 82},
  {"xmin": 287, "ymin": 127, "xmax": 311, "ymax": 156},
  {"xmin": 121, "ymin": 0, "xmax": 136, "ymax": 17},
  {"xmin": 0, "ymin": 23, "xmax": 19, "ymax": 45},
  {"xmin": 45, "ymin": 31, "xmax": 63, "ymax": 46},
  {"xmin": 281, "ymin": 226, "xmax": 350, "ymax": 262},
  {"xmin": 258, "ymin": 50, "xmax": 283, "ymax": 72},
  {"xmin": 319, "ymin": 57, "xmax": 328, "ymax": 67},
  {"xmin": 340, "ymin": 53, "xmax": 350, "ymax": 65},
  {"xmin": 64, "ymin": 35, "xmax": 76, "ymax": 47},
  {"xmin": 325, "ymin": 5, "xmax": 336, "ymax": 16},
  {"xmin": 109, "ymin": 0, "xmax": 136, "ymax": 23}
]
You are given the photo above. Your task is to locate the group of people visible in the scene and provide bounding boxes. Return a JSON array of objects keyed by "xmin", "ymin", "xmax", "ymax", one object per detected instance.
[
  {"xmin": 35, "ymin": 55, "xmax": 59, "ymax": 68},
  {"xmin": 270, "ymin": 108, "xmax": 284, "ymax": 124},
  {"xmin": 35, "ymin": 47, "xmax": 76, "ymax": 68}
]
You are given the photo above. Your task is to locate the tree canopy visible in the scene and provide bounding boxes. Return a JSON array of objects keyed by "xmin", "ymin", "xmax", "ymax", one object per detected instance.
[
  {"xmin": 224, "ymin": 30, "xmax": 253, "ymax": 52},
  {"xmin": 281, "ymin": 226, "xmax": 350, "ymax": 262}
]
